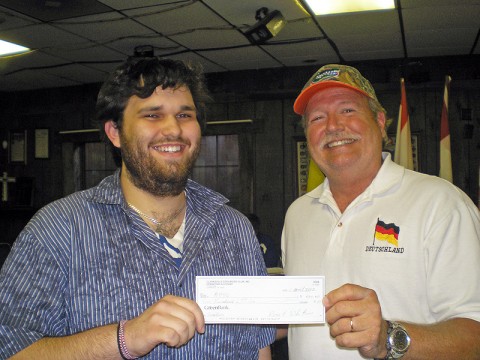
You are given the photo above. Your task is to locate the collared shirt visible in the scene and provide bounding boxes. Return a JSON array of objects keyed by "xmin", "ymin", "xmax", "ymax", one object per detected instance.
[
  {"xmin": 282, "ymin": 153, "xmax": 480, "ymax": 359},
  {"xmin": 0, "ymin": 170, "xmax": 275, "ymax": 359}
]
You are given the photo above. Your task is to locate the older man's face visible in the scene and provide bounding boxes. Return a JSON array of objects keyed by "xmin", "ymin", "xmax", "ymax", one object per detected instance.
[{"xmin": 303, "ymin": 87, "xmax": 386, "ymax": 180}]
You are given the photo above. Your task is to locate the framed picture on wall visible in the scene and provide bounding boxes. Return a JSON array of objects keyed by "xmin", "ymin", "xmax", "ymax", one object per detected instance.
[
  {"xmin": 295, "ymin": 137, "xmax": 309, "ymax": 197},
  {"xmin": 34, "ymin": 128, "xmax": 50, "ymax": 159},
  {"xmin": 384, "ymin": 133, "xmax": 420, "ymax": 171},
  {"xmin": 9, "ymin": 130, "xmax": 27, "ymax": 164}
]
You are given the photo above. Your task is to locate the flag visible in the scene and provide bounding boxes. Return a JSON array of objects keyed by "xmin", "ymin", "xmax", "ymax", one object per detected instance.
[
  {"xmin": 373, "ymin": 219, "xmax": 400, "ymax": 247},
  {"xmin": 439, "ymin": 76, "xmax": 452, "ymax": 182},
  {"xmin": 394, "ymin": 78, "xmax": 414, "ymax": 170},
  {"xmin": 306, "ymin": 158, "xmax": 325, "ymax": 191}
]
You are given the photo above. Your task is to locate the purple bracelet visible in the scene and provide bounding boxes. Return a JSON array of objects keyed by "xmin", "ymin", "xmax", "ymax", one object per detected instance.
[{"xmin": 117, "ymin": 320, "xmax": 138, "ymax": 360}]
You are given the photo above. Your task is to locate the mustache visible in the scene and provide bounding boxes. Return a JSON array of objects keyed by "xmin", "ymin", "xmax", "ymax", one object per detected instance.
[
  {"xmin": 149, "ymin": 136, "xmax": 190, "ymax": 147},
  {"xmin": 319, "ymin": 132, "xmax": 361, "ymax": 148}
]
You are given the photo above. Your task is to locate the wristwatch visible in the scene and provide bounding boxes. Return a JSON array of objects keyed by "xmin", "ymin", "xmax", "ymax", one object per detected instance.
[{"xmin": 382, "ymin": 320, "xmax": 411, "ymax": 359}]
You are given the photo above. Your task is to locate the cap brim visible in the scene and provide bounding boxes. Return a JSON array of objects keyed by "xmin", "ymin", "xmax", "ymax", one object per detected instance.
[{"xmin": 293, "ymin": 81, "xmax": 371, "ymax": 115}]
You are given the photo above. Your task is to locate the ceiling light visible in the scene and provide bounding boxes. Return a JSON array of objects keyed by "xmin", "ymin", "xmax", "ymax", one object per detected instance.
[
  {"xmin": 0, "ymin": 39, "xmax": 30, "ymax": 57},
  {"xmin": 304, "ymin": 0, "xmax": 395, "ymax": 15},
  {"xmin": 244, "ymin": 7, "xmax": 286, "ymax": 45}
]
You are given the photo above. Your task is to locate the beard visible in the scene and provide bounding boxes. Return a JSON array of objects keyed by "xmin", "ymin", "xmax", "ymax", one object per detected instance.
[{"xmin": 120, "ymin": 132, "xmax": 201, "ymax": 197}]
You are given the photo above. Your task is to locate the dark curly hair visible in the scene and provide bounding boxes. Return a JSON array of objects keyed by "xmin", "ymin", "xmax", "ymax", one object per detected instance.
[{"xmin": 95, "ymin": 57, "xmax": 210, "ymax": 165}]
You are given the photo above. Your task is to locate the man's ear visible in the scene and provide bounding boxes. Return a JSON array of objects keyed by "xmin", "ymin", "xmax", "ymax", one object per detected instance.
[
  {"xmin": 104, "ymin": 120, "xmax": 121, "ymax": 148},
  {"xmin": 376, "ymin": 112, "xmax": 387, "ymax": 139}
]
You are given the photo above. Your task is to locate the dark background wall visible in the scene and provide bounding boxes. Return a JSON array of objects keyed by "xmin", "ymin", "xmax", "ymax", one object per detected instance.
[{"xmin": 1, "ymin": 56, "xmax": 479, "ymax": 247}]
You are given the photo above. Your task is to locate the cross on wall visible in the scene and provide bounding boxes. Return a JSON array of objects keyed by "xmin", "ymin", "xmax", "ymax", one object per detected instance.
[{"xmin": 0, "ymin": 172, "xmax": 15, "ymax": 202}]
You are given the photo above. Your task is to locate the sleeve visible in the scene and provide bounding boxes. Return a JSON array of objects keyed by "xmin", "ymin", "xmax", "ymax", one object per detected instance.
[
  {"xmin": 425, "ymin": 192, "xmax": 480, "ymax": 322},
  {"xmin": 0, "ymin": 228, "xmax": 67, "ymax": 358}
]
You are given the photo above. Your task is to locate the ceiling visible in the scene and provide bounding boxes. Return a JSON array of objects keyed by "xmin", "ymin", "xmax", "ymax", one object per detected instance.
[{"xmin": 0, "ymin": 0, "xmax": 478, "ymax": 92}]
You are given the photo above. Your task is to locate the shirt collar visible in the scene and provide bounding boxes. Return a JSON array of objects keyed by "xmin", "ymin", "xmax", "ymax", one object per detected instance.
[{"xmin": 308, "ymin": 152, "xmax": 405, "ymax": 207}]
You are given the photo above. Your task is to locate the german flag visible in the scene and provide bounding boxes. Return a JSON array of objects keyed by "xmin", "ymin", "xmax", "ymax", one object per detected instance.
[{"xmin": 374, "ymin": 219, "xmax": 400, "ymax": 247}]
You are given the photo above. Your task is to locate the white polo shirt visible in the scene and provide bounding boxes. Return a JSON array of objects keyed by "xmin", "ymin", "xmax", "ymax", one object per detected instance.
[{"xmin": 282, "ymin": 153, "xmax": 480, "ymax": 359}]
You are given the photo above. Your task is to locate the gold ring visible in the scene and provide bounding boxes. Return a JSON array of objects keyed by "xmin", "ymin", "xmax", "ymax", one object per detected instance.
[{"xmin": 350, "ymin": 318, "xmax": 354, "ymax": 332}]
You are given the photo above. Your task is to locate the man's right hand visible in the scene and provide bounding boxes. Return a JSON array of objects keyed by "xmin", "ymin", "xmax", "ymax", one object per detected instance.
[
  {"xmin": 10, "ymin": 294, "xmax": 205, "ymax": 359},
  {"xmin": 124, "ymin": 294, "xmax": 205, "ymax": 357}
]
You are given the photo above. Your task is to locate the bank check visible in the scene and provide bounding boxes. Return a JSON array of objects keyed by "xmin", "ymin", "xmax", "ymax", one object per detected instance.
[{"xmin": 196, "ymin": 276, "xmax": 325, "ymax": 324}]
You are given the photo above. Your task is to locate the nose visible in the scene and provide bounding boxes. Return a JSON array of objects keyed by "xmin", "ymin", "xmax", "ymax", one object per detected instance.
[
  {"xmin": 160, "ymin": 114, "xmax": 182, "ymax": 137},
  {"xmin": 325, "ymin": 112, "xmax": 343, "ymax": 132}
]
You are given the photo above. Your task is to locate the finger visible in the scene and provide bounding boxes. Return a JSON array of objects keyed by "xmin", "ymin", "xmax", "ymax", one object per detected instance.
[
  {"xmin": 325, "ymin": 299, "xmax": 357, "ymax": 326},
  {"xmin": 325, "ymin": 287, "xmax": 379, "ymax": 325},
  {"xmin": 329, "ymin": 317, "xmax": 356, "ymax": 338},
  {"xmin": 166, "ymin": 295, "xmax": 205, "ymax": 334},
  {"xmin": 332, "ymin": 318, "xmax": 384, "ymax": 355},
  {"xmin": 323, "ymin": 283, "xmax": 370, "ymax": 308},
  {"xmin": 125, "ymin": 296, "xmax": 204, "ymax": 354},
  {"xmin": 159, "ymin": 295, "xmax": 205, "ymax": 334},
  {"xmin": 154, "ymin": 314, "xmax": 195, "ymax": 347},
  {"xmin": 328, "ymin": 312, "xmax": 384, "ymax": 355},
  {"xmin": 333, "ymin": 330, "xmax": 373, "ymax": 349},
  {"xmin": 153, "ymin": 297, "xmax": 201, "ymax": 343}
]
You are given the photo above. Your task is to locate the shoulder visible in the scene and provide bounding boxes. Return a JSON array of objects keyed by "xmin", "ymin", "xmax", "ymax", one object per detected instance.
[
  {"xmin": 186, "ymin": 179, "xmax": 228, "ymax": 206},
  {"xmin": 185, "ymin": 180, "xmax": 253, "ymax": 231},
  {"xmin": 285, "ymin": 192, "xmax": 319, "ymax": 220},
  {"xmin": 403, "ymin": 170, "xmax": 474, "ymax": 206},
  {"xmin": 29, "ymin": 173, "xmax": 121, "ymax": 230}
]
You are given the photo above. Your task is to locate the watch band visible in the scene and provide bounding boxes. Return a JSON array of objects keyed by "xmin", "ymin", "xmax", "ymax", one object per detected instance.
[{"xmin": 375, "ymin": 320, "xmax": 411, "ymax": 360}]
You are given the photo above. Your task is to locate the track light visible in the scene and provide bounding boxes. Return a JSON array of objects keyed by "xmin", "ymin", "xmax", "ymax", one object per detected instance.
[{"xmin": 244, "ymin": 7, "xmax": 286, "ymax": 45}]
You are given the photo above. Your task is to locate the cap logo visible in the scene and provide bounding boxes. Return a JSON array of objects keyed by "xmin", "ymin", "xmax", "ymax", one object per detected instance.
[{"xmin": 311, "ymin": 69, "xmax": 340, "ymax": 84}]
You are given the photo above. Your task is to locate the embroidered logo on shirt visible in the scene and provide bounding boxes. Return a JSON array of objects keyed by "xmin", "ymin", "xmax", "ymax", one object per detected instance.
[
  {"xmin": 374, "ymin": 219, "xmax": 399, "ymax": 246},
  {"xmin": 365, "ymin": 218, "xmax": 404, "ymax": 254}
]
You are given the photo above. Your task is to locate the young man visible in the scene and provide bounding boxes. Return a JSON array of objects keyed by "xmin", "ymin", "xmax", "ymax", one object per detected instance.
[
  {"xmin": 282, "ymin": 64, "xmax": 480, "ymax": 359},
  {"xmin": 0, "ymin": 57, "xmax": 275, "ymax": 359}
]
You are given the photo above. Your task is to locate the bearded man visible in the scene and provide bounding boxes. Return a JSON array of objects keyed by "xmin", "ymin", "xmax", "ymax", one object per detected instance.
[{"xmin": 0, "ymin": 57, "xmax": 275, "ymax": 360}]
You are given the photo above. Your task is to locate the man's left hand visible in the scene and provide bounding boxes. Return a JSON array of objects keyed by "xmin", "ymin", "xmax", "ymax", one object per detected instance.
[{"xmin": 323, "ymin": 283, "xmax": 388, "ymax": 359}]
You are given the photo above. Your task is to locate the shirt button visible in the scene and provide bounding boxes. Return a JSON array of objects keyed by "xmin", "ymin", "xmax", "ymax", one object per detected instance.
[{"xmin": 338, "ymin": 222, "xmax": 343, "ymax": 227}]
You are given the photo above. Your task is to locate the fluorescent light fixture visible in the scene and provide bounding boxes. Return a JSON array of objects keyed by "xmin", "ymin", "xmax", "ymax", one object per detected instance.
[
  {"xmin": 305, "ymin": 0, "xmax": 395, "ymax": 15},
  {"xmin": 0, "ymin": 39, "xmax": 30, "ymax": 56},
  {"xmin": 58, "ymin": 129, "xmax": 100, "ymax": 134},
  {"xmin": 206, "ymin": 119, "xmax": 253, "ymax": 125}
]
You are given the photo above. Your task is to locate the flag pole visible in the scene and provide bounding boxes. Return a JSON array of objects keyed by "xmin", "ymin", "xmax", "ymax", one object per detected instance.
[
  {"xmin": 439, "ymin": 75, "xmax": 452, "ymax": 182},
  {"xmin": 394, "ymin": 78, "xmax": 414, "ymax": 170}
]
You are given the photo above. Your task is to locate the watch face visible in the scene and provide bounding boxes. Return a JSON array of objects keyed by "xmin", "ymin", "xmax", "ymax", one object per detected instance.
[{"xmin": 390, "ymin": 328, "xmax": 410, "ymax": 352}]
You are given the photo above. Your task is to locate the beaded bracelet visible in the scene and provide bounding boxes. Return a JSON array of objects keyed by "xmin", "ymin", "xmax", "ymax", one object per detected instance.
[{"xmin": 117, "ymin": 320, "xmax": 138, "ymax": 360}]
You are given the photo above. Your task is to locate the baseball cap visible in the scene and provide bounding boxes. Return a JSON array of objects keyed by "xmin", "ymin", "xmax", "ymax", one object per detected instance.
[{"xmin": 293, "ymin": 64, "xmax": 383, "ymax": 115}]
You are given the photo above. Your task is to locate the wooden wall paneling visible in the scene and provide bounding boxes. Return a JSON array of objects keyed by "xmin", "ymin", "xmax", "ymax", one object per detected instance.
[
  {"xmin": 282, "ymin": 98, "xmax": 302, "ymax": 212},
  {"xmin": 237, "ymin": 133, "xmax": 253, "ymax": 214},
  {"xmin": 226, "ymin": 101, "xmax": 254, "ymax": 215},
  {"xmin": 421, "ymin": 87, "xmax": 438, "ymax": 176},
  {"xmin": 0, "ymin": 58, "xmax": 478, "ymax": 228},
  {"xmin": 62, "ymin": 142, "xmax": 75, "ymax": 196},
  {"xmin": 253, "ymin": 100, "xmax": 284, "ymax": 243}
]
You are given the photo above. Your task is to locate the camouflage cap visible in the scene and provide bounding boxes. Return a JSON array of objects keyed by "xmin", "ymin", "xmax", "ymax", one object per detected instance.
[{"xmin": 293, "ymin": 64, "xmax": 383, "ymax": 115}]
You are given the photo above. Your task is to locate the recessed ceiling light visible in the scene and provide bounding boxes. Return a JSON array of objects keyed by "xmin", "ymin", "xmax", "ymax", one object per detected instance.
[
  {"xmin": 0, "ymin": 39, "xmax": 30, "ymax": 57},
  {"xmin": 304, "ymin": 0, "xmax": 395, "ymax": 15}
]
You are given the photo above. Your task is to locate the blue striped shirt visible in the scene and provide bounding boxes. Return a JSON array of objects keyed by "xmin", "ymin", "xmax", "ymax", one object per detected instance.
[{"xmin": 0, "ymin": 171, "xmax": 275, "ymax": 359}]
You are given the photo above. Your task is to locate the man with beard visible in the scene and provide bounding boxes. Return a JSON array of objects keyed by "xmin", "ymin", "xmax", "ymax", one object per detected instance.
[{"xmin": 0, "ymin": 57, "xmax": 275, "ymax": 359}]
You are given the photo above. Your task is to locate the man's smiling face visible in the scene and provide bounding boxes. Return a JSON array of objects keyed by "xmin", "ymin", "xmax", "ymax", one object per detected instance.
[
  {"xmin": 117, "ymin": 85, "xmax": 201, "ymax": 196},
  {"xmin": 304, "ymin": 87, "xmax": 385, "ymax": 179}
]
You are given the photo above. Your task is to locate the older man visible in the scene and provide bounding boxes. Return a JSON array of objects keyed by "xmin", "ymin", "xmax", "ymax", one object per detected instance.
[{"xmin": 282, "ymin": 64, "xmax": 480, "ymax": 359}]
